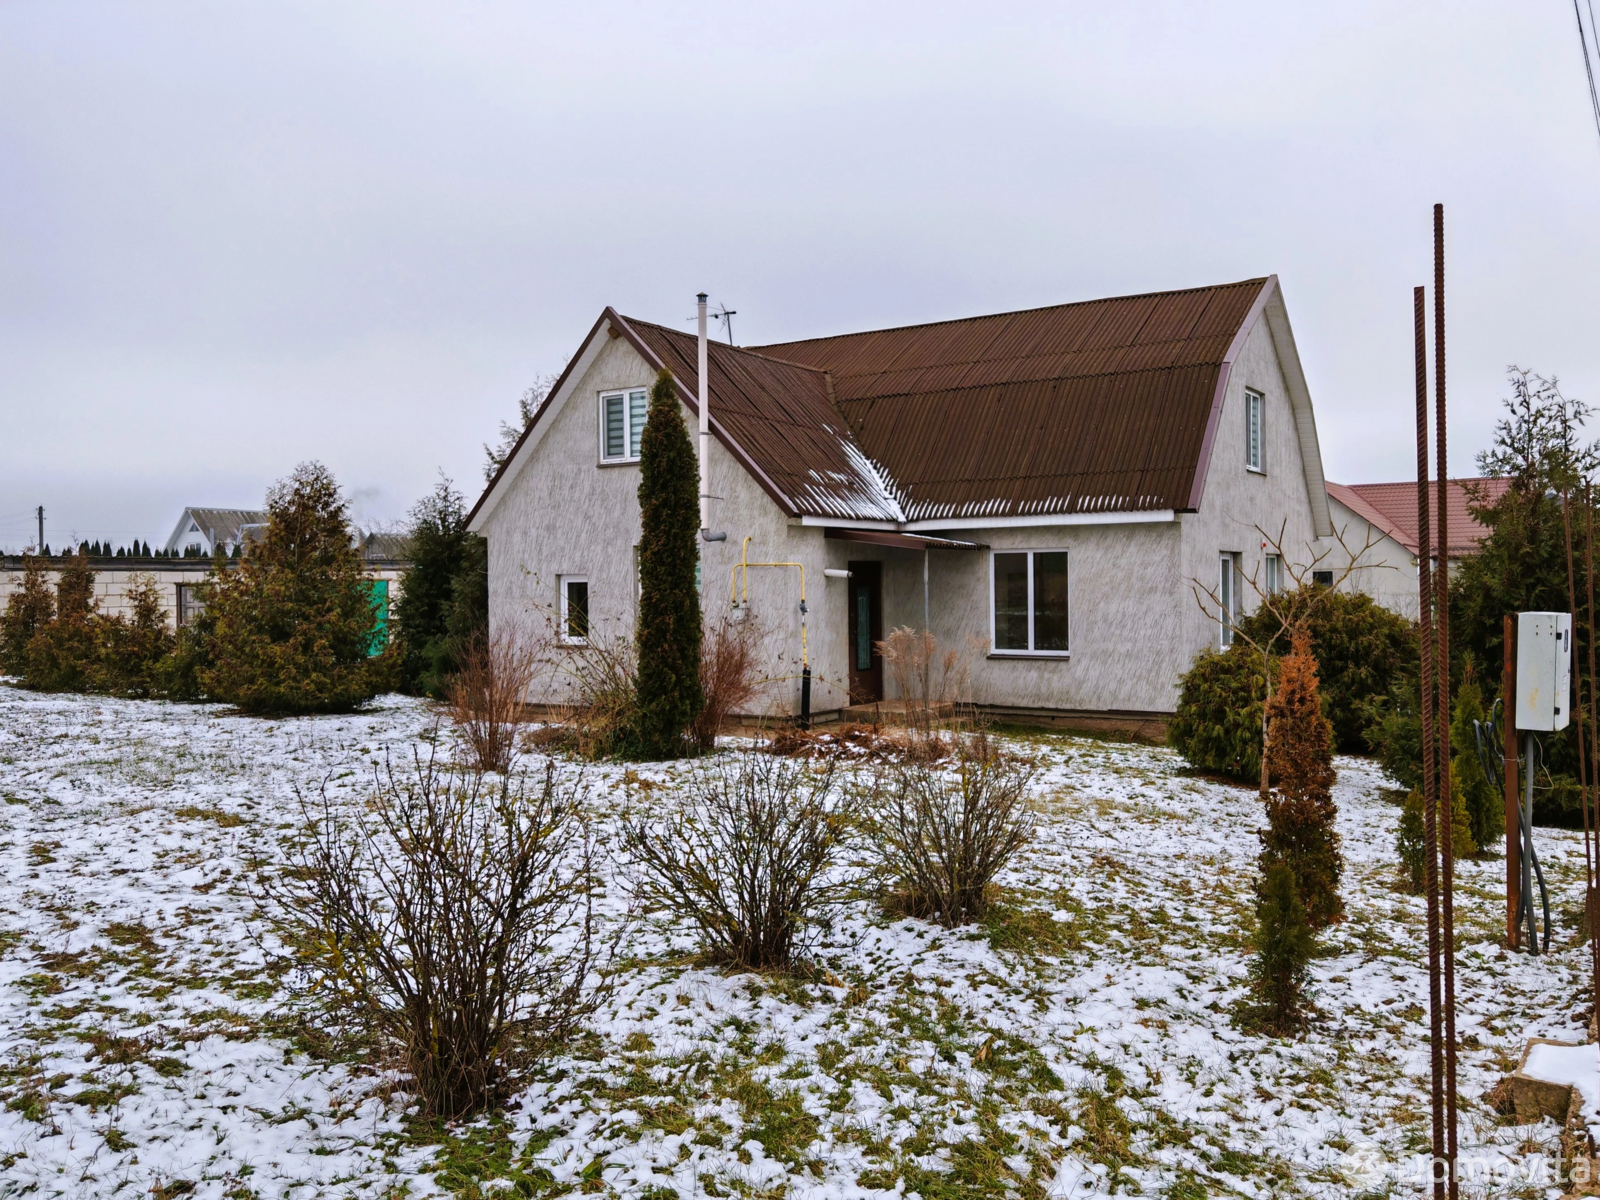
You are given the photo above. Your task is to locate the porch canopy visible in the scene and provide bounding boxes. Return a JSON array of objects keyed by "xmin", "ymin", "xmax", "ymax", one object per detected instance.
[{"xmin": 822, "ymin": 528, "xmax": 987, "ymax": 552}]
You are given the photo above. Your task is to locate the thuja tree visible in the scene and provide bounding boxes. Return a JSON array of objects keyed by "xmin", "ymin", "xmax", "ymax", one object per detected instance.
[
  {"xmin": 201, "ymin": 462, "xmax": 379, "ymax": 715},
  {"xmin": 0, "ymin": 555, "xmax": 54, "ymax": 676},
  {"xmin": 394, "ymin": 478, "xmax": 488, "ymax": 697},
  {"xmin": 632, "ymin": 369, "xmax": 703, "ymax": 759},
  {"xmin": 1259, "ymin": 631, "xmax": 1343, "ymax": 928}
]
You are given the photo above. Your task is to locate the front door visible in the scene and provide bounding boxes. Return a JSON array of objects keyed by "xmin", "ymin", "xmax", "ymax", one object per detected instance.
[{"xmin": 847, "ymin": 561, "xmax": 883, "ymax": 703}]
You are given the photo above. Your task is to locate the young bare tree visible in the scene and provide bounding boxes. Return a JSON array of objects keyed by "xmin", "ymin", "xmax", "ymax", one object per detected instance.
[
  {"xmin": 1190, "ymin": 521, "xmax": 1385, "ymax": 798},
  {"xmin": 446, "ymin": 626, "xmax": 547, "ymax": 773}
]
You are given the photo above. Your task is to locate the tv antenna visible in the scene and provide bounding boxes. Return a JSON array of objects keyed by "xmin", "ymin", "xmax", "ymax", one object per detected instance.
[{"xmin": 683, "ymin": 301, "xmax": 738, "ymax": 346}]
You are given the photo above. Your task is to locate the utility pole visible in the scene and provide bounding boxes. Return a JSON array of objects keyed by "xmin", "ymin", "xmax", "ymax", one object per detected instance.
[{"xmin": 36, "ymin": 506, "xmax": 43, "ymax": 553}]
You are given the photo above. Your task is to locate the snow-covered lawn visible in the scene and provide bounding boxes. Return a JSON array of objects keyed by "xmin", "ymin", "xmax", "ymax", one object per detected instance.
[{"xmin": 0, "ymin": 686, "xmax": 1591, "ymax": 1199}]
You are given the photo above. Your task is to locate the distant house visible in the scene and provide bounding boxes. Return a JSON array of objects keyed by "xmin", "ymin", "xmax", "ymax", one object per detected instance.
[
  {"xmin": 1323, "ymin": 478, "xmax": 1510, "ymax": 617},
  {"xmin": 469, "ymin": 275, "xmax": 1339, "ymax": 731},
  {"xmin": 163, "ymin": 508, "xmax": 267, "ymax": 557}
]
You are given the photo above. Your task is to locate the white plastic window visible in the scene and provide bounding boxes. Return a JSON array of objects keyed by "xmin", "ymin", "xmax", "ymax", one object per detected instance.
[
  {"xmin": 1219, "ymin": 555, "xmax": 1235, "ymax": 648},
  {"xmin": 600, "ymin": 390, "xmax": 649, "ymax": 461},
  {"xmin": 990, "ymin": 550, "xmax": 1069, "ymax": 655},
  {"xmin": 1245, "ymin": 390, "xmax": 1264, "ymax": 472},
  {"xmin": 560, "ymin": 576, "xmax": 589, "ymax": 644}
]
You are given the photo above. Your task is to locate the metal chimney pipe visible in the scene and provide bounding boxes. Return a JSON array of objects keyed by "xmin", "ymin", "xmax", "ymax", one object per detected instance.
[{"xmin": 697, "ymin": 292, "xmax": 710, "ymax": 534}]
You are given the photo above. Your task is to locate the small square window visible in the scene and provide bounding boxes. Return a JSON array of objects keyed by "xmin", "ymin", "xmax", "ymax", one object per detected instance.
[
  {"xmin": 1245, "ymin": 390, "xmax": 1264, "ymax": 472},
  {"xmin": 560, "ymin": 576, "xmax": 589, "ymax": 644},
  {"xmin": 1312, "ymin": 570, "xmax": 1334, "ymax": 589},
  {"xmin": 600, "ymin": 389, "xmax": 650, "ymax": 461}
]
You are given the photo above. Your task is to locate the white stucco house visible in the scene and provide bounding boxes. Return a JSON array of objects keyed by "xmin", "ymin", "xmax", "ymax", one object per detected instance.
[
  {"xmin": 468, "ymin": 276, "xmax": 1338, "ymax": 732},
  {"xmin": 1323, "ymin": 478, "xmax": 1507, "ymax": 619},
  {"xmin": 163, "ymin": 508, "xmax": 267, "ymax": 557}
]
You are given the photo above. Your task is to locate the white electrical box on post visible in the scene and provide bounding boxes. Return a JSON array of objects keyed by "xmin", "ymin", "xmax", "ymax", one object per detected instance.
[{"xmin": 1515, "ymin": 611, "xmax": 1573, "ymax": 732}]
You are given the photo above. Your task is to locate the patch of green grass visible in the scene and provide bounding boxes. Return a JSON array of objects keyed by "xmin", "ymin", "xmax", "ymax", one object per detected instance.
[
  {"xmin": 981, "ymin": 901, "xmax": 1079, "ymax": 955},
  {"xmin": 422, "ymin": 1119, "xmax": 563, "ymax": 1199}
]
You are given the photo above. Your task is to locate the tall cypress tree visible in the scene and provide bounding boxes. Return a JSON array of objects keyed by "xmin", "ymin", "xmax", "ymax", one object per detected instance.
[{"xmin": 633, "ymin": 369, "xmax": 703, "ymax": 758}]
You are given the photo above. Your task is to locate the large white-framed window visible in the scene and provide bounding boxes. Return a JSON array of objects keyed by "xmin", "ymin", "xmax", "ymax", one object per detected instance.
[
  {"xmin": 1244, "ymin": 389, "xmax": 1264, "ymax": 472},
  {"xmin": 989, "ymin": 550, "xmax": 1069, "ymax": 656},
  {"xmin": 599, "ymin": 389, "xmax": 649, "ymax": 462},
  {"xmin": 1219, "ymin": 554, "xmax": 1236, "ymax": 648},
  {"xmin": 559, "ymin": 576, "xmax": 589, "ymax": 645}
]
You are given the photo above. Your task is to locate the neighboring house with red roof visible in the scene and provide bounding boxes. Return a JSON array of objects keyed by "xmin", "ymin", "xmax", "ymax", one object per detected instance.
[
  {"xmin": 469, "ymin": 276, "xmax": 1337, "ymax": 728},
  {"xmin": 1323, "ymin": 478, "xmax": 1509, "ymax": 618}
]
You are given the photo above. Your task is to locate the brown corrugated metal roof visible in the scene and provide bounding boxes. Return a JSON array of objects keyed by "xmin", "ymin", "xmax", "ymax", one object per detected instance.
[
  {"xmin": 754, "ymin": 278, "xmax": 1269, "ymax": 521},
  {"xmin": 471, "ymin": 279, "xmax": 1281, "ymax": 528},
  {"xmin": 1330, "ymin": 478, "xmax": 1510, "ymax": 557},
  {"xmin": 620, "ymin": 316, "xmax": 905, "ymax": 522}
]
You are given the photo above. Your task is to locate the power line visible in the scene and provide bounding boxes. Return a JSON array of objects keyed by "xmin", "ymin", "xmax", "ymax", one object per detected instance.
[{"xmin": 1574, "ymin": 0, "xmax": 1600, "ymax": 147}]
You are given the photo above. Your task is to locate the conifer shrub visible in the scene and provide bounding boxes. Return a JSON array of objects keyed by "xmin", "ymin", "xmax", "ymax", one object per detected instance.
[
  {"xmin": 1249, "ymin": 862, "xmax": 1314, "ymax": 1034},
  {"xmin": 200, "ymin": 463, "xmax": 380, "ymax": 715},
  {"xmin": 1237, "ymin": 587, "xmax": 1417, "ymax": 752},
  {"xmin": 1259, "ymin": 633, "xmax": 1343, "ymax": 928},
  {"xmin": 624, "ymin": 755, "xmax": 853, "ymax": 970},
  {"xmin": 0, "ymin": 555, "xmax": 55, "ymax": 676},
  {"xmin": 393, "ymin": 479, "xmax": 487, "ymax": 698},
  {"xmin": 21, "ymin": 554, "xmax": 102, "ymax": 692},
  {"xmin": 1169, "ymin": 646, "xmax": 1268, "ymax": 783},
  {"xmin": 94, "ymin": 573, "xmax": 175, "ymax": 697},
  {"xmin": 267, "ymin": 754, "xmax": 606, "ymax": 1118},
  {"xmin": 1394, "ymin": 784, "xmax": 1473, "ymax": 893},
  {"xmin": 1449, "ymin": 673, "xmax": 1502, "ymax": 852},
  {"xmin": 632, "ymin": 369, "xmax": 703, "ymax": 759}
]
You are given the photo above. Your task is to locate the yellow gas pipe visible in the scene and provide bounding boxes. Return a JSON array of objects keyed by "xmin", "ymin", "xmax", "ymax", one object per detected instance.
[{"xmin": 728, "ymin": 535, "xmax": 812, "ymax": 725}]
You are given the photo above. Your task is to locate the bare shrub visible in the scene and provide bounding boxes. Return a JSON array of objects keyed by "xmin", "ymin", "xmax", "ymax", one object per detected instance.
[
  {"xmin": 866, "ymin": 743, "xmax": 1036, "ymax": 927},
  {"xmin": 694, "ymin": 613, "xmax": 768, "ymax": 751},
  {"xmin": 265, "ymin": 753, "xmax": 606, "ymax": 1119},
  {"xmin": 548, "ymin": 630, "xmax": 639, "ymax": 760},
  {"xmin": 877, "ymin": 627, "xmax": 984, "ymax": 735},
  {"xmin": 446, "ymin": 628, "xmax": 543, "ymax": 773},
  {"xmin": 624, "ymin": 755, "xmax": 854, "ymax": 970}
]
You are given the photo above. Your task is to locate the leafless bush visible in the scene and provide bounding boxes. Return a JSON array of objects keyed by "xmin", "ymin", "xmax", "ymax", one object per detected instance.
[
  {"xmin": 865, "ymin": 743, "xmax": 1036, "ymax": 927},
  {"xmin": 520, "ymin": 630, "xmax": 639, "ymax": 760},
  {"xmin": 624, "ymin": 755, "xmax": 854, "ymax": 970},
  {"xmin": 265, "ymin": 752, "xmax": 607, "ymax": 1119},
  {"xmin": 694, "ymin": 613, "xmax": 768, "ymax": 751},
  {"xmin": 877, "ymin": 627, "xmax": 984, "ymax": 736},
  {"xmin": 446, "ymin": 628, "xmax": 544, "ymax": 773}
]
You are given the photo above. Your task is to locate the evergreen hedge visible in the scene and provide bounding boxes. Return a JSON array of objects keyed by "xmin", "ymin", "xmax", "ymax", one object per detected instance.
[{"xmin": 632, "ymin": 370, "xmax": 703, "ymax": 759}]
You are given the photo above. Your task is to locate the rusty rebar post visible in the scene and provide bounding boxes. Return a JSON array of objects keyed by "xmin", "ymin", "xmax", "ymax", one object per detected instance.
[
  {"xmin": 1433, "ymin": 201, "xmax": 1459, "ymax": 1200},
  {"xmin": 1414, "ymin": 280, "xmax": 1445, "ymax": 1200},
  {"xmin": 1587, "ymin": 487, "xmax": 1600, "ymax": 1032}
]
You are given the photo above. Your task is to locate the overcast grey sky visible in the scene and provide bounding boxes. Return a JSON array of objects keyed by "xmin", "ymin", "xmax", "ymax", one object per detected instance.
[{"xmin": 3, "ymin": 1, "xmax": 1598, "ymax": 551}]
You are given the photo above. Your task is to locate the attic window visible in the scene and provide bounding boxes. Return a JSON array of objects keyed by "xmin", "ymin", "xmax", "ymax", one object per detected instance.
[
  {"xmin": 189, "ymin": 523, "xmax": 199, "ymax": 533},
  {"xmin": 600, "ymin": 389, "xmax": 649, "ymax": 462},
  {"xmin": 1244, "ymin": 390, "xmax": 1264, "ymax": 472}
]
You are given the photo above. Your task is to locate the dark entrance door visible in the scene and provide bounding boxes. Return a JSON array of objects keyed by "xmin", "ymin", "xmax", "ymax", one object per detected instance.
[{"xmin": 846, "ymin": 561, "xmax": 883, "ymax": 703}]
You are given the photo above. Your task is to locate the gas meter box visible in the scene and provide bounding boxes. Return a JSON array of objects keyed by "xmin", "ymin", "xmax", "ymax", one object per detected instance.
[{"xmin": 1515, "ymin": 611, "xmax": 1573, "ymax": 732}]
